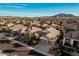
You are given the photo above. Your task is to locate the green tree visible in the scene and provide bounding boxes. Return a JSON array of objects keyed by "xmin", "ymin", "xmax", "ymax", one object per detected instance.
[{"xmin": 57, "ymin": 26, "xmax": 65, "ymax": 43}]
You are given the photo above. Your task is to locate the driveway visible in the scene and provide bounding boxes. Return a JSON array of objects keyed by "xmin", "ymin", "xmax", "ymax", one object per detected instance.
[{"xmin": 34, "ymin": 42, "xmax": 52, "ymax": 55}]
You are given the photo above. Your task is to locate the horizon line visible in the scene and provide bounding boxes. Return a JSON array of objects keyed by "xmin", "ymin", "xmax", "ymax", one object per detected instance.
[{"xmin": 0, "ymin": 13, "xmax": 79, "ymax": 17}]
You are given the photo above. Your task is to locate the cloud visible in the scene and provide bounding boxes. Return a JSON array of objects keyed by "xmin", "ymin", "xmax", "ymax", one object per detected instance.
[
  {"xmin": 9, "ymin": 4, "xmax": 29, "ymax": 8},
  {"xmin": 18, "ymin": 4, "xmax": 29, "ymax": 6},
  {"xmin": 0, "ymin": 3, "xmax": 29, "ymax": 9},
  {"xmin": 8, "ymin": 5, "xmax": 25, "ymax": 8},
  {"xmin": 9, "ymin": 3, "xmax": 28, "ymax": 8}
]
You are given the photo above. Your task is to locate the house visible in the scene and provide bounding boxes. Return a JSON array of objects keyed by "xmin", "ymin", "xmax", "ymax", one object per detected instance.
[
  {"xmin": 20, "ymin": 27, "xmax": 27, "ymax": 34},
  {"xmin": 7, "ymin": 23, "xmax": 14, "ymax": 27},
  {"xmin": 46, "ymin": 27, "xmax": 60, "ymax": 39},
  {"xmin": 62, "ymin": 31, "xmax": 79, "ymax": 47},
  {"xmin": 30, "ymin": 26, "xmax": 42, "ymax": 38},
  {"xmin": 51, "ymin": 24, "xmax": 61, "ymax": 29},
  {"xmin": 0, "ymin": 21, "xmax": 5, "ymax": 26},
  {"xmin": 39, "ymin": 27, "xmax": 60, "ymax": 45},
  {"xmin": 30, "ymin": 26, "xmax": 42, "ymax": 33},
  {"xmin": 61, "ymin": 31, "xmax": 79, "ymax": 55},
  {"xmin": 42, "ymin": 24, "xmax": 48, "ymax": 27},
  {"xmin": 64, "ymin": 24, "xmax": 78, "ymax": 31},
  {"xmin": 9, "ymin": 24, "xmax": 27, "ymax": 33}
]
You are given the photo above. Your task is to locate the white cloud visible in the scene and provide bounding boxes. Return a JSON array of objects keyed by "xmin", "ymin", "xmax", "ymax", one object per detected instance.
[
  {"xmin": 8, "ymin": 5, "xmax": 25, "ymax": 8},
  {"xmin": 0, "ymin": 3, "xmax": 29, "ymax": 9}
]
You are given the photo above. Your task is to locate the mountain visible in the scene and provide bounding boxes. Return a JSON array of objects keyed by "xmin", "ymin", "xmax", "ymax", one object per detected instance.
[
  {"xmin": 41, "ymin": 13, "xmax": 79, "ymax": 20},
  {"xmin": 53, "ymin": 13, "xmax": 75, "ymax": 17}
]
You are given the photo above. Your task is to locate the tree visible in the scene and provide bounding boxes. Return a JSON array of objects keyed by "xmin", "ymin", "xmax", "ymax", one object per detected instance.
[
  {"xmin": 48, "ymin": 20, "xmax": 53, "ymax": 25},
  {"xmin": 0, "ymin": 27, "xmax": 3, "ymax": 32},
  {"xmin": 24, "ymin": 32, "xmax": 40, "ymax": 45},
  {"xmin": 58, "ymin": 19, "xmax": 64, "ymax": 26},
  {"xmin": 7, "ymin": 28, "xmax": 14, "ymax": 33}
]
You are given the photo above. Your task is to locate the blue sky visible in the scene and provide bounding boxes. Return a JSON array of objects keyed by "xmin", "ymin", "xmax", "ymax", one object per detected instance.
[{"xmin": 0, "ymin": 3, "xmax": 79, "ymax": 17}]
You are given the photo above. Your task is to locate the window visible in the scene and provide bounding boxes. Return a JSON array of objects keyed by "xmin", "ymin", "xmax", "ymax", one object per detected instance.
[
  {"xmin": 64, "ymin": 39, "xmax": 71, "ymax": 47},
  {"xmin": 73, "ymin": 41, "xmax": 79, "ymax": 49}
]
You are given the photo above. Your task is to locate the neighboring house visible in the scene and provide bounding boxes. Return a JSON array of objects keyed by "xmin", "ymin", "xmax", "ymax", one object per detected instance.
[
  {"xmin": 64, "ymin": 24, "xmax": 78, "ymax": 31},
  {"xmin": 7, "ymin": 23, "xmax": 14, "ymax": 28},
  {"xmin": 9, "ymin": 24, "xmax": 27, "ymax": 33},
  {"xmin": 40, "ymin": 27, "xmax": 60, "ymax": 45},
  {"xmin": 46, "ymin": 27, "xmax": 60, "ymax": 39},
  {"xmin": 30, "ymin": 26, "xmax": 42, "ymax": 38},
  {"xmin": 30, "ymin": 26, "xmax": 42, "ymax": 33},
  {"xmin": 61, "ymin": 31, "xmax": 79, "ymax": 55},
  {"xmin": 42, "ymin": 24, "xmax": 48, "ymax": 28},
  {"xmin": 0, "ymin": 21, "xmax": 5, "ymax": 26},
  {"xmin": 51, "ymin": 24, "xmax": 61, "ymax": 30},
  {"xmin": 62, "ymin": 31, "xmax": 79, "ymax": 47},
  {"xmin": 21, "ymin": 27, "xmax": 27, "ymax": 33},
  {"xmin": 16, "ymin": 20, "xmax": 20, "ymax": 24}
]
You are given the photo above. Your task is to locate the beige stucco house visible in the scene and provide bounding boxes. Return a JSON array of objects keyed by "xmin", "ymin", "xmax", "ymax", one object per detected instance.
[{"xmin": 40, "ymin": 27, "xmax": 60, "ymax": 45}]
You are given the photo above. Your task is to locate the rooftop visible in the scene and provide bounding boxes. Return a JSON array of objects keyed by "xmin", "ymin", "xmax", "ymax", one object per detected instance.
[
  {"xmin": 10, "ymin": 24, "xmax": 27, "ymax": 33},
  {"xmin": 46, "ymin": 27, "xmax": 60, "ymax": 39},
  {"xmin": 30, "ymin": 26, "xmax": 42, "ymax": 33},
  {"xmin": 65, "ymin": 31, "xmax": 79, "ymax": 40}
]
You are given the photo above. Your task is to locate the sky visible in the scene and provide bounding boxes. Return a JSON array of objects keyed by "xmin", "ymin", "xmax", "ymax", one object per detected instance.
[{"xmin": 0, "ymin": 3, "xmax": 79, "ymax": 17}]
